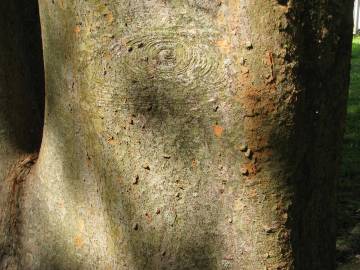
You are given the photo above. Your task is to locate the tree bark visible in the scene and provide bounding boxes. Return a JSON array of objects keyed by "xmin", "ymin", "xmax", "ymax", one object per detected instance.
[{"xmin": 0, "ymin": 0, "xmax": 354, "ymax": 269}]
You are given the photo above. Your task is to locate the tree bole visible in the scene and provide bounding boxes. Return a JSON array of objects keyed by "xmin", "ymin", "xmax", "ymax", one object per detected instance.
[{"xmin": 0, "ymin": 0, "xmax": 354, "ymax": 269}]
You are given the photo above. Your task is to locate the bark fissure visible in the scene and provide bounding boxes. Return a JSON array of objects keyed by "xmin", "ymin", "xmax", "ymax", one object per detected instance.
[{"xmin": 0, "ymin": 154, "xmax": 38, "ymax": 270}]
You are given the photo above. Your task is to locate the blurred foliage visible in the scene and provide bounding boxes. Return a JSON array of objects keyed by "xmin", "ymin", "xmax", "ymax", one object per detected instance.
[{"xmin": 337, "ymin": 36, "xmax": 360, "ymax": 267}]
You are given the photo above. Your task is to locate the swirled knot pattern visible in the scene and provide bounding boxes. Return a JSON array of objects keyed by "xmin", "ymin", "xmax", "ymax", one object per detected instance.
[{"xmin": 113, "ymin": 30, "xmax": 228, "ymax": 92}]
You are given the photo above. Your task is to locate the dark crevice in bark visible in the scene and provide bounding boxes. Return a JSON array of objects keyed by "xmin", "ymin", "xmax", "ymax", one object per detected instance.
[
  {"xmin": 277, "ymin": 0, "xmax": 289, "ymax": 6},
  {"xmin": 0, "ymin": 154, "xmax": 38, "ymax": 270},
  {"xmin": 0, "ymin": 0, "xmax": 45, "ymax": 153}
]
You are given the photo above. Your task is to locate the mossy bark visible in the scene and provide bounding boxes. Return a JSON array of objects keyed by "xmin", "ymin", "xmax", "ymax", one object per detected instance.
[{"xmin": 0, "ymin": 0, "xmax": 354, "ymax": 269}]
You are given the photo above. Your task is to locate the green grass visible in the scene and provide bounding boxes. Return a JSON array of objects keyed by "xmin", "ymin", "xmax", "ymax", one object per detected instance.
[
  {"xmin": 337, "ymin": 36, "xmax": 360, "ymax": 266},
  {"xmin": 342, "ymin": 36, "xmax": 360, "ymax": 181},
  {"xmin": 338, "ymin": 36, "xmax": 360, "ymax": 226}
]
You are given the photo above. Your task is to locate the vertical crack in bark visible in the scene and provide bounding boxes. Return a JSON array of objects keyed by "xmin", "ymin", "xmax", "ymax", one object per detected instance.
[{"xmin": 0, "ymin": 154, "xmax": 38, "ymax": 270}]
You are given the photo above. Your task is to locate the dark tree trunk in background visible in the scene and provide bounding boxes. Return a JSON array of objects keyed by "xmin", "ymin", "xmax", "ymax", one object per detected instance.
[
  {"xmin": 0, "ymin": 0, "xmax": 354, "ymax": 269},
  {"xmin": 0, "ymin": 0, "xmax": 44, "ymax": 268},
  {"xmin": 289, "ymin": 2, "xmax": 353, "ymax": 269}
]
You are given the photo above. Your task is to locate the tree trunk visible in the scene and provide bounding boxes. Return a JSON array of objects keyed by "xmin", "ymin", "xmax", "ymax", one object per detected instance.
[{"xmin": 0, "ymin": 0, "xmax": 354, "ymax": 269}]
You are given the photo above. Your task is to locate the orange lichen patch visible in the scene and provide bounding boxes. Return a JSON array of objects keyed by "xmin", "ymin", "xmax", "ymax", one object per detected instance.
[
  {"xmin": 244, "ymin": 162, "xmax": 258, "ymax": 175},
  {"xmin": 234, "ymin": 63, "xmax": 280, "ymax": 168},
  {"xmin": 191, "ymin": 159, "xmax": 198, "ymax": 168},
  {"xmin": 243, "ymin": 116, "xmax": 262, "ymax": 132},
  {"xmin": 212, "ymin": 125, "xmax": 224, "ymax": 137},
  {"xmin": 236, "ymin": 77, "xmax": 277, "ymax": 118},
  {"xmin": 240, "ymin": 66, "xmax": 250, "ymax": 74},
  {"xmin": 264, "ymin": 51, "xmax": 275, "ymax": 83},
  {"xmin": 264, "ymin": 51, "xmax": 274, "ymax": 67},
  {"xmin": 104, "ymin": 12, "xmax": 114, "ymax": 24},
  {"xmin": 74, "ymin": 25, "xmax": 81, "ymax": 34},
  {"xmin": 215, "ymin": 39, "xmax": 231, "ymax": 54},
  {"xmin": 235, "ymin": 73, "xmax": 250, "ymax": 87},
  {"xmin": 74, "ymin": 235, "xmax": 84, "ymax": 248},
  {"xmin": 107, "ymin": 136, "xmax": 117, "ymax": 145}
]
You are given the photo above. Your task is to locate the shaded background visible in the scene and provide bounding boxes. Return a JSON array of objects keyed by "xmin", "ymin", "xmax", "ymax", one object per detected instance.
[
  {"xmin": 0, "ymin": 0, "xmax": 44, "ymax": 152},
  {"xmin": 337, "ymin": 36, "xmax": 360, "ymax": 269}
]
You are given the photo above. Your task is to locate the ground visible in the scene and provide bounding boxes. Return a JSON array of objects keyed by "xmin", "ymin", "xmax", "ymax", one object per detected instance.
[{"xmin": 337, "ymin": 35, "xmax": 360, "ymax": 270}]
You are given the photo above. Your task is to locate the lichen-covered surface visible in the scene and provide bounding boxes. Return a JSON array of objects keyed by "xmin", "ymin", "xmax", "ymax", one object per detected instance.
[
  {"xmin": 28, "ymin": 1, "xmax": 297, "ymax": 269},
  {"xmin": 0, "ymin": 0, "xmax": 354, "ymax": 269}
]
